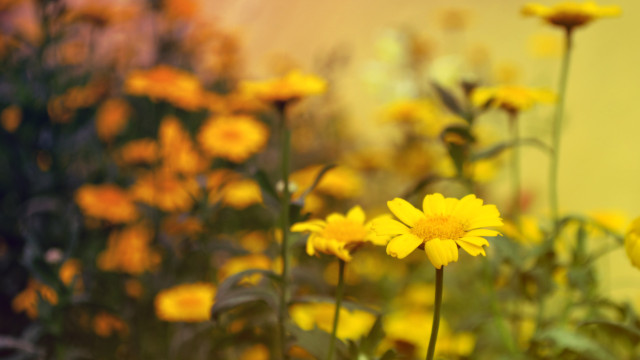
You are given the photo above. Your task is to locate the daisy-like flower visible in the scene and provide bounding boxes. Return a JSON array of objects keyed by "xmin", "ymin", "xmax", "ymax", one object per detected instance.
[
  {"xmin": 625, "ymin": 217, "xmax": 640, "ymax": 269},
  {"xmin": 471, "ymin": 85, "xmax": 555, "ymax": 114},
  {"xmin": 240, "ymin": 70, "xmax": 327, "ymax": 106},
  {"xmin": 75, "ymin": 184, "xmax": 139, "ymax": 223},
  {"xmin": 155, "ymin": 283, "xmax": 216, "ymax": 322},
  {"xmin": 124, "ymin": 65, "xmax": 204, "ymax": 110},
  {"xmin": 372, "ymin": 193, "xmax": 502, "ymax": 269},
  {"xmin": 198, "ymin": 115, "xmax": 269, "ymax": 163},
  {"xmin": 522, "ymin": 1, "xmax": 621, "ymax": 31},
  {"xmin": 291, "ymin": 206, "xmax": 388, "ymax": 262}
]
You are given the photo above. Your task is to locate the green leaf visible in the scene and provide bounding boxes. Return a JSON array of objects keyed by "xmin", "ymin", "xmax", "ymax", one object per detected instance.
[
  {"xmin": 534, "ymin": 328, "xmax": 614, "ymax": 360},
  {"xmin": 378, "ymin": 349, "xmax": 397, "ymax": 360},
  {"xmin": 579, "ymin": 320, "xmax": 640, "ymax": 342},
  {"xmin": 211, "ymin": 287, "xmax": 277, "ymax": 321},
  {"xmin": 359, "ymin": 316, "xmax": 385, "ymax": 356},
  {"xmin": 432, "ymin": 82, "xmax": 464, "ymax": 119}
]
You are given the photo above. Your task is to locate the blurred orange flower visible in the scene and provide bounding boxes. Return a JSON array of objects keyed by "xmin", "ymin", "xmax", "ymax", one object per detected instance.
[
  {"xmin": 12, "ymin": 279, "xmax": 58, "ymax": 319},
  {"xmin": 159, "ymin": 116, "xmax": 208, "ymax": 174},
  {"xmin": 59, "ymin": 258, "xmax": 83, "ymax": 291},
  {"xmin": 129, "ymin": 171, "xmax": 201, "ymax": 212},
  {"xmin": 1, "ymin": 105, "xmax": 21, "ymax": 133},
  {"xmin": 93, "ymin": 312, "xmax": 129, "ymax": 337},
  {"xmin": 155, "ymin": 283, "xmax": 216, "ymax": 322},
  {"xmin": 75, "ymin": 184, "xmax": 139, "ymax": 223},
  {"xmin": 97, "ymin": 224, "xmax": 161, "ymax": 275},
  {"xmin": 125, "ymin": 65, "xmax": 204, "ymax": 110},
  {"xmin": 96, "ymin": 98, "xmax": 131, "ymax": 142},
  {"xmin": 198, "ymin": 115, "xmax": 269, "ymax": 163},
  {"xmin": 117, "ymin": 139, "xmax": 159, "ymax": 165}
]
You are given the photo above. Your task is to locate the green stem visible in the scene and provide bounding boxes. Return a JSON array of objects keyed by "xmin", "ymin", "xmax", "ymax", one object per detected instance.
[
  {"xmin": 549, "ymin": 29, "xmax": 573, "ymax": 230},
  {"xmin": 509, "ymin": 113, "xmax": 521, "ymax": 226},
  {"xmin": 327, "ymin": 260, "xmax": 346, "ymax": 360},
  {"xmin": 278, "ymin": 104, "xmax": 291, "ymax": 360},
  {"xmin": 426, "ymin": 267, "xmax": 444, "ymax": 360}
]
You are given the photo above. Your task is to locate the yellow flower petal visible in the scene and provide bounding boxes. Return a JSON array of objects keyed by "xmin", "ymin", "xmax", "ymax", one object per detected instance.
[
  {"xmin": 388, "ymin": 198, "xmax": 425, "ymax": 226},
  {"xmin": 346, "ymin": 205, "xmax": 366, "ymax": 224},
  {"xmin": 465, "ymin": 229, "xmax": 501, "ymax": 237},
  {"xmin": 386, "ymin": 233, "xmax": 423, "ymax": 259},
  {"xmin": 291, "ymin": 220, "xmax": 326, "ymax": 233},
  {"xmin": 456, "ymin": 241, "xmax": 487, "ymax": 257},
  {"xmin": 372, "ymin": 218, "xmax": 410, "ymax": 236},
  {"xmin": 424, "ymin": 239, "xmax": 459, "ymax": 269},
  {"xmin": 422, "ymin": 193, "xmax": 446, "ymax": 216}
]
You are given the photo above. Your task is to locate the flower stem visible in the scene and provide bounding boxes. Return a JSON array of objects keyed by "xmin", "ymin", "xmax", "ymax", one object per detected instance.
[
  {"xmin": 327, "ymin": 260, "xmax": 346, "ymax": 360},
  {"xmin": 277, "ymin": 104, "xmax": 291, "ymax": 360},
  {"xmin": 426, "ymin": 267, "xmax": 444, "ymax": 360},
  {"xmin": 509, "ymin": 113, "xmax": 521, "ymax": 226},
  {"xmin": 549, "ymin": 29, "xmax": 573, "ymax": 230}
]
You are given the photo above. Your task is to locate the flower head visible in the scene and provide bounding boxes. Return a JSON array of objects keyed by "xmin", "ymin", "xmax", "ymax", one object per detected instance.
[
  {"xmin": 124, "ymin": 65, "xmax": 204, "ymax": 110},
  {"xmin": 291, "ymin": 206, "xmax": 388, "ymax": 262},
  {"xmin": 155, "ymin": 283, "xmax": 216, "ymax": 322},
  {"xmin": 472, "ymin": 85, "xmax": 555, "ymax": 114},
  {"xmin": 522, "ymin": 2, "xmax": 621, "ymax": 31},
  {"xmin": 75, "ymin": 184, "xmax": 139, "ymax": 223},
  {"xmin": 96, "ymin": 98, "xmax": 131, "ymax": 142},
  {"xmin": 159, "ymin": 115, "xmax": 208, "ymax": 174},
  {"xmin": 129, "ymin": 171, "xmax": 201, "ymax": 213},
  {"xmin": 373, "ymin": 193, "xmax": 502, "ymax": 269},
  {"xmin": 12, "ymin": 279, "xmax": 58, "ymax": 319},
  {"xmin": 93, "ymin": 312, "xmax": 129, "ymax": 337},
  {"xmin": 97, "ymin": 224, "xmax": 161, "ymax": 275},
  {"xmin": 625, "ymin": 217, "xmax": 640, "ymax": 269},
  {"xmin": 289, "ymin": 302, "xmax": 376, "ymax": 341},
  {"xmin": 198, "ymin": 115, "xmax": 269, "ymax": 163},
  {"xmin": 240, "ymin": 70, "xmax": 326, "ymax": 106}
]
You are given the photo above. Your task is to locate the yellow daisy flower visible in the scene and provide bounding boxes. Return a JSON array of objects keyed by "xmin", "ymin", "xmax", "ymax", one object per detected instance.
[
  {"xmin": 372, "ymin": 193, "xmax": 502, "ymax": 269},
  {"xmin": 291, "ymin": 206, "xmax": 388, "ymax": 262},
  {"xmin": 129, "ymin": 171, "xmax": 201, "ymax": 213},
  {"xmin": 625, "ymin": 217, "xmax": 640, "ymax": 269},
  {"xmin": 154, "ymin": 283, "xmax": 216, "ymax": 322},
  {"xmin": 522, "ymin": 1, "xmax": 621, "ymax": 30},
  {"xmin": 198, "ymin": 115, "xmax": 269, "ymax": 163},
  {"xmin": 124, "ymin": 65, "xmax": 204, "ymax": 110},
  {"xmin": 471, "ymin": 85, "xmax": 554, "ymax": 114},
  {"xmin": 241, "ymin": 70, "xmax": 326, "ymax": 105}
]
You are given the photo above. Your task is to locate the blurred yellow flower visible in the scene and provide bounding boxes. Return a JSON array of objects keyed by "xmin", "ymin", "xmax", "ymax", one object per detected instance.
[
  {"xmin": 625, "ymin": 217, "xmax": 640, "ymax": 269},
  {"xmin": 155, "ymin": 283, "xmax": 216, "ymax": 322},
  {"xmin": 198, "ymin": 115, "xmax": 269, "ymax": 163},
  {"xmin": 239, "ymin": 344, "xmax": 269, "ymax": 360},
  {"xmin": 289, "ymin": 302, "xmax": 376, "ymax": 341},
  {"xmin": 381, "ymin": 99, "xmax": 458, "ymax": 137},
  {"xmin": 238, "ymin": 231, "xmax": 271, "ymax": 253},
  {"xmin": 502, "ymin": 215, "xmax": 544, "ymax": 244},
  {"xmin": 290, "ymin": 165, "xmax": 364, "ymax": 199},
  {"xmin": 373, "ymin": 193, "xmax": 502, "ymax": 269},
  {"xmin": 522, "ymin": 2, "xmax": 620, "ymax": 30},
  {"xmin": 159, "ymin": 116, "xmax": 208, "ymax": 175},
  {"xmin": 124, "ymin": 65, "xmax": 204, "ymax": 110},
  {"xmin": 117, "ymin": 139, "xmax": 159, "ymax": 165},
  {"xmin": 291, "ymin": 205, "xmax": 388, "ymax": 262},
  {"xmin": 472, "ymin": 85, "xmax": 554, "ymax": 114},
  {"xmin": 12, "ymin": 279, "xmax": 58, "ymax": 319},
  {"xmin": 93, "ymin": 312, "xmax": 128, "ymax": 337},
  {"xmin": 217, "ymin": 179, "xmax": 264, "ymax": 210},
  {"xmin": 129, "ymin": 171, "xmax": 201, "ymax": 212},
  {"xmin": 96, "ymin": 98, "xmax": 131, "ymax": 142},
  {"xmin": 240, "ymin": 70, "xmax": 326, "ymax": 105},
  {"xmin": 75, "ymin": 184, "xmax": 139, "ymax": 223},
  {"xmin": 1, "ymin": 105, "xmax": 21, "ymax": 133},
  {"xmin": 59, "ymin": 258, "xmax": 83, "ymax": 291},
  {"xmin": 97, "ymin": 224, "xmax": 161, "ymax": 275},
  {"xmin": 218, "ymin": 254, "xmax": 272, "ymax": 285}
]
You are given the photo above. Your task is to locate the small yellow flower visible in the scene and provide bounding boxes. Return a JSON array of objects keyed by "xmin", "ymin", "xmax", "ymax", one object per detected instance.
[
  {"xmin": 93, "ymin": 312, "xmax": 128, "ymax": 337},
  {"xmin": 198, "ymin": 115, "xmax": 269, "ymax": 163},
  {"xmin": 124, "ymin": 65, "xmax": 204, "ymax": 110},
  {"xmin": 97, "ymin": 224, "xmax": 161, "ymax": 275},
  {"xmin": 472, "ymin": 85, "xmax": 555, "ymax": 114},
  {"xmin": 218, "ymin": 179, "xmax": 264, "ymax": 209},
  {"xmin": 625, "ymin": 217, "xmax": 640, "ymax": 269},
  {"xmin": 289, "ymin": 302, "xmax": 376, "ymax": 341},
  {"xmin": 75, "ymin": 184, "xmax": 139, "ymax": 223},
  {"xmin": 240, "ymin": 70, "xmax": 327, "ymax": 105},
  {"xmin": 155, "ymin": 283, "xmax": 216, "ymax": 322},
  {"xmin": 95, "ymin": 98, "xmax": 131, "ymax": 142},
  {"xmin": 217, "ymin": 254, "xmax": 273, "ymax": 285},
  {"xmin": 239, "ymin": 344, "xmax": 269, "ymax": 360},
  {"xmin": 291, "ymin": 206, "xmax": 388, "ymax": 262},
  {"xmin": 117, "ymin": 139, "xmax": 159, "ymax": 165},
  {"xmin": 12, "ymin": 279, "xmax": 58, "ymax": 319},
  {"xmin": 522, "ymin": 1, "xmax": 621, "ymax": 30},
  {"xmin": 59, "ymin": 258, "xmax": 83, "ymax": 291},
  {"xmin": 373, "ymin": 193, "xmax": 502, "ymax": 269},
  {"xmin": 290, "ymin": 165, "xmax": 364, "ymax": 199}
]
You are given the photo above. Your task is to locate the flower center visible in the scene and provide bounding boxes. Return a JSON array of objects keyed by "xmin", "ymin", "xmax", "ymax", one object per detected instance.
[
  {"xmin": 410, "ymin": 216, "xmax": 466, "ymax": 241},
  {"xmin": 320, "ymin": 219, "xmax": 368, "ymax": 244}
]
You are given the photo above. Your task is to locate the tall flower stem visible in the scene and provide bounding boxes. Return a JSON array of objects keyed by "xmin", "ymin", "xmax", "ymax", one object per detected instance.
[
  {"xmin": 509, "ymin": 113, "xmax": 522, "ymax": 227},
  {"xmin": 426, "ymin": 267, "xmax": 444, "ymax": 360},
  {"xmin": 549, "ymin": 29, "xmax": 574, "ymax": 230},
  {"xmin": 327, "ymin": 260, "xmax": 346, "ymax": 360},
  {"xmin": 277, "ymin": 104, "xmax": 291, "ymax": 360}
]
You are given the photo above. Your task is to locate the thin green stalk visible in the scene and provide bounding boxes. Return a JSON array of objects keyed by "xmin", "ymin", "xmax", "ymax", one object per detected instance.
[
  {"xmin": 327, "ymin": 260, "xmax": 346, "ymax": 360},
  {"xmin": 509, "ymin": 113, "xmax": 522, "ymax": 226},
  {"xmin": 277, "ymin": 104, "xmax": 291, "ymax": 360},
  {"xmin": 426, "ymin": 267, "xmax": 444, "ymax": 360},
  {"xmin": 549, "ymin": 29, "xmax": 574, "ymax": 230}
]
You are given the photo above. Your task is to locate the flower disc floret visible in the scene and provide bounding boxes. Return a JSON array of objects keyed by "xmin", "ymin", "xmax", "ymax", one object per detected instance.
[{"xmin": 372, "ymin": 193, "xmax": 502, "ymax": 269}]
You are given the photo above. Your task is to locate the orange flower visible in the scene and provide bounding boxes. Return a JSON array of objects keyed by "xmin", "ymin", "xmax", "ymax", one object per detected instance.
[
  {"xmin": 159, "ymin": 116, "xmax": 208, "ymax": 174},
  {"xmin": 117, "ymin": 139, "xmax": 159, "ymax": 165},
  {"xmin": 129, "ymin": 171, "xmax": 201, "ymax": 212},
  {"xmin": 59, "ymin": 258, "xmax": 83, "ymax": 291},
  {"xmin": 97, "ymin": 224, "xmax": 161, "ymax": 275},
  {"xmin": 198, "ymin": 115, "xmax": 269, "ymax": 163},
  {"xmin": 93, "ymin": 312, "xmax": 129, "ymax": 337},
  {"xmin": 155, "ymin": 283, "xmax": 216, "ymax": 322},
  {"xmin": 12, "ymin": 279, "xmax": 58, "ymax": 319},
  {"xmin": 1, "ymin": 105, "xmax": 22, "ymax": 133},
  {"xmin": 124, "ymin": 65, "xmax": 204, "ymax": 110},
  {"xmin": 75, "ymin": 184, "xmax": 139, "ymax": 223},
  {"xmin": 96, "ymin": 98, "xmax": 131, "ymax": 142}
]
